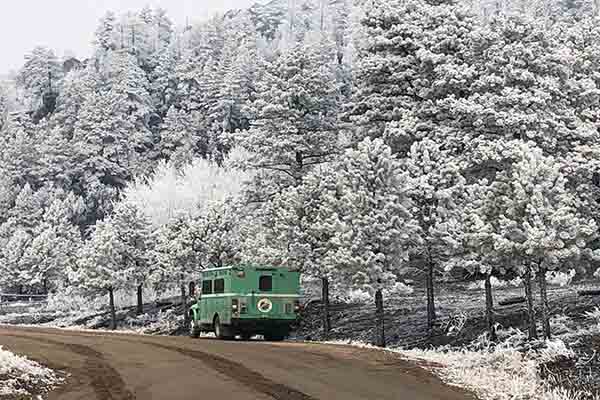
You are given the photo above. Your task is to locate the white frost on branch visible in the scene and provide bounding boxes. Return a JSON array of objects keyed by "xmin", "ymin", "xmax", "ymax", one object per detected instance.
[{"xmin": 122, "ymin": 150, "xmax": 252, "ymax": 227}]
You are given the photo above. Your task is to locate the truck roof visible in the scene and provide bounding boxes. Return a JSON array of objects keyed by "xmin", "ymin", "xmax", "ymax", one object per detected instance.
[{"xmin": 200, "ymin": 265, "xmax": 298, "ymax": 273}]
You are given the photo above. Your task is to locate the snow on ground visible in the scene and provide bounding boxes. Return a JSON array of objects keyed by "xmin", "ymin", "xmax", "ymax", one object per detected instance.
[{"xmin": 0, "ymin": 346, "xmax": 62, "ymax": 399}]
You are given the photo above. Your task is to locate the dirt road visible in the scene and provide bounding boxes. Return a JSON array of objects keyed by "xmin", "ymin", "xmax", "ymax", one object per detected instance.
[{"xmin": 0, "ymin": 326, "xmax": 475, "ymax": 400}]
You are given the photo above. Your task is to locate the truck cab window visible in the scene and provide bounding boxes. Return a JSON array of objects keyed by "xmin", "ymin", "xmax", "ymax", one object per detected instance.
[
  {"xmin": 202, "ymin": 280, "xmax": 213, "ymax": 295},
  {"xmin": 259, "ymin": 275, "xmax": 272, "ymax": 291},
  {"xmin": 214, "ymin": 278, "xmax": 225, "ymax": 294}
]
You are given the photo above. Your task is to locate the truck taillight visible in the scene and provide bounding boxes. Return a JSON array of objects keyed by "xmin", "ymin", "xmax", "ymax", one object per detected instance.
[{"xmin": 232, "ymin": 299, "xmax": 239, "ymax": 313}]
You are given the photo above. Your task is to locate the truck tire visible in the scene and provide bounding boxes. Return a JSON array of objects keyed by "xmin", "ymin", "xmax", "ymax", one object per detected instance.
[
  {"xmin": 213, "ymin": 315, "xmax": 233, "ymax": 340},
  {"xmin": 189, "ymin": 314, "xmax": 200, "ymax": 338}
]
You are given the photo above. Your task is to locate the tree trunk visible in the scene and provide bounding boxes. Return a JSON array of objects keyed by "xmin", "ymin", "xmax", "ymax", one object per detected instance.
[
  {"xmin": 108, "ymin": 287, "xmax": 116, "ymax": 331},
  {"xmin": 375, "ymin": 289, "xmax": 386, "ymax": 347},
  {"xmin": 136, "ymin": 284, "xmax": 143, "ymax": 315},
  {"xmin": 322, "ymin": 277, "xmax": 331, "ymax": 340},
  {"xmin": 484, "ymin": 274, "xmax": 497, "ymax": 341},
  {"xmin": 538, "ymin": 268, "xmax": 551, "ymax": 339},
  {"xmin": 181, "ymin": 284, "xmax": 189, "ymax": 328},
  {"xmin": 523, "ymin": 269, "xmax": 538, "ymax": 340},
  {"xmin": 426, "ymin": 258, "xmax": 436, "ymax": 332}
]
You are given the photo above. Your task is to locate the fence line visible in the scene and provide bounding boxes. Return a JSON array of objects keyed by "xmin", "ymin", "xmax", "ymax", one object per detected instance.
[{"xmin": 0, "ymin": 293, "xmax": 48, "ymax": 303}]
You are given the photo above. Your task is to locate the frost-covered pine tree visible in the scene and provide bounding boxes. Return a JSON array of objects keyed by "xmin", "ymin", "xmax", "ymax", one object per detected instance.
[
  {"xmin": 16, "ymin": 46, "xmax": 64, "ymax": 112},
  {"xmin": 75, "ymin": 217, "xmax": 129, "ymax": 330},
  {"xmin": 0, "ymin": 85, "xmax": 7, "ymax": 131},
  {"xmin": 334, "ymin": 138, "xmax": 420, "ymax": 347},
  {"xmin": 483, "ymin": 142, "xmax": 597, "ymax": 339},
  {"xmin": 159, "ymin": 107, "xmax": 195, "ymax": 169},
  {"xmin": 111, "ymin": 201, "xmax": 155, "ymax": 315},
  {"xmin": 0, "ymin": 228, "xmax": 31, "ymax": 293},
  {"xmin": 219, "ymin": 39, "xmax": 262, "ymax": 136},
  {"xmin": 51, "ymin": 66, "xmax": 100, "ymax": 140},
  {"xmin": 136, "ymin": 6, "xmax": 156, "ymax": 67},
  {"xmin": 234, "ymin": 36, "xmax": 341, "ymax": 195},
  {"xmin": 150, "ymin": 46, "xmax": 178, "ymax": 117},
  {"xmin": 72, "ymin": 90, "xmax": 136, "ymax": 186},
  {"xmin": 21, "ymin": 195, "xmax": 82, "ymax": 293},
  {"xmin": 71, "ymin": 55, "xmax": 155, "ymax": 207},
  {"xmin": 554, "ymin": 17, "xmax": 600, "ymax": 260},
  {"xmin": 154, "ymin": 8, "xmax": 174, "ymax": 52},
  {"xmin": 103, "ymin": 51, "xmax": 154, "ymax": 133},
  {"xmin": 153, "ymin": 216, "xmax": 202, "ymax": 326},
  {"xmin": 95, "ymin": 11, "xmax": 119, "ymax": 53},
  {"xmin": 189, "ymin": 198, "xmax": 244, "ymax": 269},
  {"xmin": 403, "ymin": 138, "xmax": 466, "ymax": 331},
  {"xmin": 0, "ymin": 123, "xmax": 43, "ymax": 190},
  {"xmin": 269, "ymin": 163, "xmax": 342, "ymax": 337},
  {"xmin": 348, "ymin": 0, "xmax": 476, "ymax": 154},
  {"xmin": 8, "ymin": 184, "xmax": 47, "ymax": 235}
]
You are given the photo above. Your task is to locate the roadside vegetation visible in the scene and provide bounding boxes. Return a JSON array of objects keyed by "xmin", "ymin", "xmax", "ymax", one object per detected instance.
[{"xmin": 0, "ymin": 346, "xmax": 62, "ymax": 400}]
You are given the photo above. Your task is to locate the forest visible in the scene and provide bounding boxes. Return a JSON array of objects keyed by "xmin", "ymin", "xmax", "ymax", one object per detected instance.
[{"xmin": 2, "ymin": 0, "xmax": 600, "ymax": 349}]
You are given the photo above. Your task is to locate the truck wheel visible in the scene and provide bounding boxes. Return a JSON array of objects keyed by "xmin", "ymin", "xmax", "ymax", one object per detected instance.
[
  {"xmin": 189, "ymin": 314, "xmax": 200, "ymax": 338},
  {"xmin": 214, "ymin": 315, "xmax": 233, "ymax": 340}
]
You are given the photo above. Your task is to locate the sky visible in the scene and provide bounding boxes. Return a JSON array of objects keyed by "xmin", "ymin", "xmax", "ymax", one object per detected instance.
[{"xmin": 0, "ymin": 0, "xmax": 261, "ymax": 74}]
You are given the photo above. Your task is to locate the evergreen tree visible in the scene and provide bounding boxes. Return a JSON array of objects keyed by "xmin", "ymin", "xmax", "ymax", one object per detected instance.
[
  {"xmin": 0, "ymin": 121, "xmax": 44, "ymax": 190},
  {"xmin": 0, "ymin": 85, "xmax": 7, "ymax": 131},
  {"xmin": 111, "ymin": 201, "xmax": 155, "ymax": 314},
  {"xmin": 154, "ymin": 216, "xmax": 202, "ymax": 326},
  {"xmin": 22, "ymin": 196, "xmax": 82, "ymax": 292},
  {"xmin": 150, "ymin": 46, "xmax": 178, "ymax": 117},
  {"xmin": 335, "ymin": 138, "xmax": 420, "ymax": 346},
  {"xmin": 154, "ymin": 8, "xmax": 174, "ymax": 52},
  {"xmin": 348, "ymin": 0, "xmax": 476, "ymax": 155},
  {"xmin": 270, "ymin": 163, "xmax": 342, "ymax": 338},
  {"xmin": 477, "ymin": 141, "xmax": 597, "ymax": 339},
  {"xmin": 51, "ymin": 66, "xmax": 100, "ymax": 140},
  {"xmin": 0, "ymin": 228, "xmax": 31, "ymax": 293},
  {"xmin": 95, "ymin": 11, "xmax": 119, "ymax": 52},
  {"xmin": 190, "ymin": 199, "xmax": 243, "ymax": 269},
  {"xmin": 403, "ymin": 138, "xmax": 466, "ymax": 331},
  {"xmin": 75, "ymin": 217, "xmax": 129, "ymax": 329},
  {"xmin": 234, "ymin": 37, "xmax": 341, "ymax": 195},
  {"xmin": 159, "ymin": 107, "xmax": 196, "ymax": 168}
]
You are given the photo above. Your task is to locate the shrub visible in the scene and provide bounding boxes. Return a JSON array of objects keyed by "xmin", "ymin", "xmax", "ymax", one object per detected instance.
[
  {"xmin": 546, "ymin": 270, "xmax": 576, "ymax": 287},
  {"xmin": 343, "ymin": 289, "xmax": 372, "ymax": 304},
  {"xmin": 383, "ymin": 282, "xmax": 414, "ymax": 298}
]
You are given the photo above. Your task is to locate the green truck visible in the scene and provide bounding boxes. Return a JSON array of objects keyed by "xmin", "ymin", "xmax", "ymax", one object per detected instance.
[{"xmin": 189, "ymin": 265, "xmax": 302, "ymax": 341}]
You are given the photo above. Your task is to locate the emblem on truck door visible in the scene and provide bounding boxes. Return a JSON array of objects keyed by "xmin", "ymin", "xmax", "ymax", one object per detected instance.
[{"xmin": 257, "ymin": 298, "xmax": 273, "ymax": 313}]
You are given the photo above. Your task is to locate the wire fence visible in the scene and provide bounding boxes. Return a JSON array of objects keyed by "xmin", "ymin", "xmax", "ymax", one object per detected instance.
[
  {"xmin": 0, "ymin": 293, "xmax": 48, "ymax": 302},
  {"xmin": 0, "ymin": 294, "xmax": 48, "ymax": 313}
]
